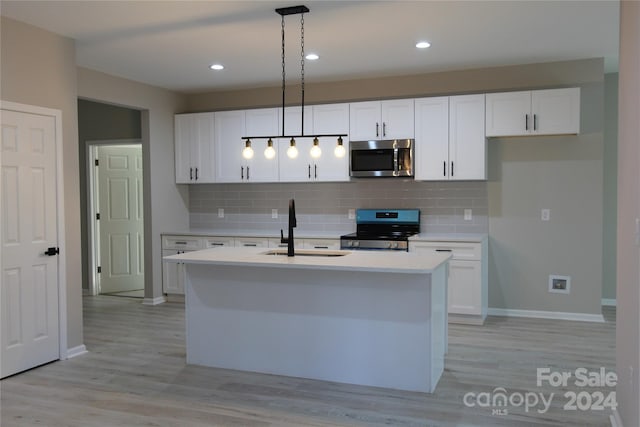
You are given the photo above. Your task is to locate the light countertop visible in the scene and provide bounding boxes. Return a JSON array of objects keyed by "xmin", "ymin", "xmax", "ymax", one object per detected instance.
[
  {"xmin": 409, "ymin": 233, "xmax": 487, "ymax": 243},
  {"xmin": 164, "ymin": 246, "xmax": 451, "ymax": 274},
  {"xmin": 163, "ymin": 229, "xmax": 343, "ymax": 239}
]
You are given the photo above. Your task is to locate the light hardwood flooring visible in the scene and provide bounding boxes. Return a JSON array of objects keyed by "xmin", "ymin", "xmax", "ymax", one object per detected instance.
[{"xmin": 1, "ymin": 296, "xmax": 615, "ymax": 427}]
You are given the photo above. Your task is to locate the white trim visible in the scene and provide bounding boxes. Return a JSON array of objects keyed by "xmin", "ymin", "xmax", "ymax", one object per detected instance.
[
  {"xmin": 602, "ymin": 298, "xmax": 617, "ymax": 307},
  {"xmin": 610, "ymin": 409, "xmax": 624, "ymax": 427},
  {"xmin": 0, "ymin": 101, "xmax": 70, "ymax": 360},
  {"xmin": 142, "ymin": 296, "xmax": 166, "ymax": 306},
  {"xmin": 488, "ymin": 308, "xmax": 605, "ymax": 323},
  {"xmin": 66, "ymin": 345, "xmax": 88, "ymax": 359}
]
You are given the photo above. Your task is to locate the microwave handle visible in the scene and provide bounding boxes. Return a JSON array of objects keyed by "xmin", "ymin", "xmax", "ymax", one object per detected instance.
[{"xmin": 393, "ymin": 148, "xmax": 399, "ymax": 173}]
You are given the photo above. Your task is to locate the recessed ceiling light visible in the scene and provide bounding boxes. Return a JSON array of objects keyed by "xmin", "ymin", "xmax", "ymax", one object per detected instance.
[
  {"xmin": 305, "ymin": 53, "xmax": 319, "ymax": 60},
  {"xmin": 416, "ymin": 41, "xmax": 431, "ymax": 49},
  {"xmin": 209, "ymin": 64, "xmax": 224, "ymax": 70}
]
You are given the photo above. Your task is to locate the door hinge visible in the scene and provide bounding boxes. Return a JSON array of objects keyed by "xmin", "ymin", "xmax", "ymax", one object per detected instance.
[
  {"xmin": 97, "ymin": 266, "xmax": 101, "ymax": 274},
  {"xmin": 95, "ymin": 159, "xmax": 99, "ymax": 166},
  {"xmin": 96, "ymin": 213, "xmax": 100, "ymax": 220}
]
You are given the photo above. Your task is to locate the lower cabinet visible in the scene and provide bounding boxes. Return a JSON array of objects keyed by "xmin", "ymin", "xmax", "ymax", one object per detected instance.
[{"xmin": 409, "ymin": 239, "xmax": 488, "ymax": 325}]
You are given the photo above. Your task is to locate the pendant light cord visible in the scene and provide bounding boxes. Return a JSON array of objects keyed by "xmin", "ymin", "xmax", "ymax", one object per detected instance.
[
  {"xmin": 281, "ymin": 14, "xmax": 286, "ymax": 136},
  {"xmin": 300, "ymin": 12, "xmax": 305, "ymax": 136}
]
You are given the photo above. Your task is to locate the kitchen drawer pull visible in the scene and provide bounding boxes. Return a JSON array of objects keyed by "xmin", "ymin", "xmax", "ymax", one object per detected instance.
[
  {"xmin": 436, "ymin": 249, "xmax": 452, "ymax": 252},
  {"xmin": 209, "ymin": 242, "xmax": 225, "ymax": 246},
  {"xmin": 175, "ymin": 241, "xmax": 188, "ymax": 245},
  {"xmin": 314, "ymin": 246, "xmax": 329, "ymax": 249},
  {"xmin": 243, "ymin": 243, "xmax": 258, "ymax": 247}
]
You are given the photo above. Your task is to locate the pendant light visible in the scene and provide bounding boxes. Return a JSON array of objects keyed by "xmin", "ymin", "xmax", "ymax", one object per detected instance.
[{"xmin": 241, "ymin": 5, "xmax": 347, "ymax": 159}]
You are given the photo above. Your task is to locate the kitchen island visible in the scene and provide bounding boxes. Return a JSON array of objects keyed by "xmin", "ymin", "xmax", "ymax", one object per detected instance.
[{"xmin": 164, "ymin": 247, "xmax": 450, "ymax": 393}]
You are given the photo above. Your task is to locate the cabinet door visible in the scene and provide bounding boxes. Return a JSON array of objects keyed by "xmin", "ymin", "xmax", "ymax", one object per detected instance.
[
  {"xmin": 214, "ymin": 110, "xmax": 246, "ymax": 183},
  {"xmin": 247, "ymin": 149, "xmax": 279, "ymax": 182},
  {"xmin": 381, "ymin": 99, "xmax": 414, "ymax": 139},
  {"xmin": 278, "ymin": 137, "xmax": 314, "ymax": 182},
  {"xmin": 312, "ymin": 103, "xmax": 349, "ymax": 134},
  {"xmin": 531, "ymin": 88, "xmax": 580, "ymax": 135},
  {"xmin": 314, "ymin": 136, "xmax": 350, "ymax": 182},
  {"xmin": 448, "ymin": 260, "xmax": 482, "ymax": 315},
  {"xmin": 268, "ymin": 238, "xmax": 304, "ymax": 249},
  {"xmin": 449, "ymin": 94, "xmax": 486, "ymax": 180},
  {"xmin": 192, "ymin": 112, "xmax": 216, "ymax": 183},
  {"xmin": 485, "ymin": 91, "xmax": 531, "ymax": 137},
  {"xmin": 245, "ymin": 108, "xmax": 279, "ymax": 137},
  {"xmin": 282, "ymin": 106, "xmax": 313, "ymax": 136},
  {"xmin": 175, "ymin": 115, "xmax": 194, "ymax": 183},
  {"xmin": 162, "ymin": 249, "xmax": 185, "ymax": 294},
  {"xmin": 204, "ymin": 237, "xmax": 235, "ymax": 248},
  {"xmin": 414, "ymin": 97, "xmax": 449, "ymax": 181},
  {"xmin": 349, "ymin": 101, "xmax": 382, "ymax": 140}
]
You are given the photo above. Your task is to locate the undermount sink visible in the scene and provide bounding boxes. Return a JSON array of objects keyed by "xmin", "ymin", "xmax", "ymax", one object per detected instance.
[{"xmin": 262, "ymin": 249, "xmax": 351, "ymax": 257}]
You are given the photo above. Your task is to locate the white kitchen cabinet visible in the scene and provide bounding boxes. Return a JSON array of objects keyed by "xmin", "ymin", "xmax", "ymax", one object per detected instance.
[
  {"xmin": 204, "ymin": 236, "xmax": 235, "ymax": 248},
  {"xmin": 278, "ymin": 136, "xmax": 349, "ymax": 182},
  {"xmin": 267, "ymin": 238, "xmax": 304, "ymax": 250},
  {"xmin": 312, "ymin": 103, "xmax": 350, "ymax": 134},
  {"xmin": 485, "ymin": 87, "xmax": 580, "ymax": 137},
  {"xmin": 234, "ymin": 237, "xmax": 269, "ymax": 248},
  {"xmin": 162, "ymin": 235, "xmax": 204, "ymax": 296},
  {"xmin": 414, "ymin": 95, "xmax": 486, "ymax": 181},
  {"xmin": 174, "ymin": 113, "xmax": 215, "ymax": 183},
  {"xmin": 409, "ymin": 239, "xmax": 487, "ymax": 325},
  {"xmin": 349, "ymin": 99, "xmax": 414, "ymax": 140},
  {"xmin": 302, "ymin": 238, "xmax": 340, "ymax": 250},
  {"xmin": 282, "ymin": 106, "xmax": 313, "ymax": 136},
  {"xmin": 245, "ymin": 108, "xmax": 280, "ymax": 182}
]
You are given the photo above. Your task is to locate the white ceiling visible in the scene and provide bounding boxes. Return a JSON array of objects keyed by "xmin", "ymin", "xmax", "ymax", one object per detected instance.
[{"xmin": 1, "ymin": 1, "xmax": 620, "ymax": 94}]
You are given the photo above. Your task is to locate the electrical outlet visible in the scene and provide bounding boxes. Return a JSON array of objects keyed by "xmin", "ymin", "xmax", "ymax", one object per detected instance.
[
  {"xmin": 541, "ymin": 209, "xmax": 550, "ymax": 221},
  {"xmin": 272, "ymin": 209, "xmax": 278, "ymax": 219},
  {"xmin": 218, "ymin": 208, "xmax": 224, "ymax": 218},
  {"xmin": 348, "ymin": 209, "xmax": 356, "ymax": 220},
  {"xmin": 464, "ymin": 209, "xmax": 473, "ymax": 221}
]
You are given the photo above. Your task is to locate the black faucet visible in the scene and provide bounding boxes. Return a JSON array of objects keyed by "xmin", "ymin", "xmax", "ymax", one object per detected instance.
[{"xmin": 280, "ymin": 199, "xmax": 297, "ymax": 257}]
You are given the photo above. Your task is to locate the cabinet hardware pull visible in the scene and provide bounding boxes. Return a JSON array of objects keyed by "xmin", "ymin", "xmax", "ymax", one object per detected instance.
[
  {"xmin": 533, "ymin": 114, "xmax": 537, "ymax": 131},
  {"xmin": 247, "ymin": 166, "xmax": 250, "ymax": 180},
  {"xmin": 451, "ymin": 161, "xmax": 454, "ymax": 177},
  {"xmin": 436, "ymin": 249, "xmax": 452, "ymax": 252},
  {"xmin": 241, "ymin": 166, "xmax": 244, "ymax": 180},
  {"xmin": 525, "ymin": 114, "xmax": 529, "ymax": 131},
  {"xmin": 190, "ymin": 167, "xmax": 193, "ymax": 180},
  {"xmin": 443, "ymin": 161, "xmax": 446, "ymax": 176},
  {"xmin": 195, "ymin": 167, "xmax": 199, "ymax": 180},
  {"xmin": 308, "ymin": 164, "xmax": 311, "ymax": 179},
  {"xmin": 244, "ymin": 243, "xmax": 257, "ymax": 247},
  {"xmin": 314, "ymin": 246, "xmax": 329, "ymax": 249},
  {"xmin": 376, "ymin": 122, "xmax": 379, "ymax": 137},
  {"xmin": 383, "ymin": 122, "xmax": 386, "ymax": 137},
  {"xmin": 314, "ymin": 164, "xmax": 317, "ymax": 179},
  {"xmin": 175, "ymin": 241, "xmax": 187, "ymax": 245},
  {"xmin": 210, "ymin": 243, "xmax": 224, "ymax": 246}
]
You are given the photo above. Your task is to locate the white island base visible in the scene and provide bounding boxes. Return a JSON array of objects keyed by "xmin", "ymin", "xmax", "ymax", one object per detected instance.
[{"xmin": 171, "ymin": 248, "xmax": 449, "ymax": 393}]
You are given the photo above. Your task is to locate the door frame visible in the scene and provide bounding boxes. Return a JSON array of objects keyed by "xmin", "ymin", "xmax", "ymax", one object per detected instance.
[
  {"xmin": 0, "ymin": 100, "xmax": 68, "ymax": 359},
  {"xmin": 86, "ymin": 140, "xmax": 143, "ymax": 296}
]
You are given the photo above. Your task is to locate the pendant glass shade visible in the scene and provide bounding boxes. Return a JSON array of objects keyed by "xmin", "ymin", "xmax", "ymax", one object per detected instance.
[
  {"xmin": 287, "ymin": 138, "xmax": 299, "ymax": 159},
  {"xmin": 242, "ymin": 139, "xmax": 254, "ymax": 159},
  {"xmin": 264, "ymin": 138, "xmax": 276, "ymax": 159},
  {"xmin": 310, "ymin": 137, "xmax": 322, "ymax": 158},
  {"xmin": 334, "ymin": 136, "xmax": 346, "ymax": 158}
]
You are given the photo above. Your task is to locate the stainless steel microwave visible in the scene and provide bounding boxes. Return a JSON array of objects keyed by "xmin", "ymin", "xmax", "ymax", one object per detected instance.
[{"xmin": 349, "ymin": 139, "xmax": 414, "ymax": 178}]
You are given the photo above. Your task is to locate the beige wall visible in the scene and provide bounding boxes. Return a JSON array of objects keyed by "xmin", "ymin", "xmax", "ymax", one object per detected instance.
[
  {"xmin": 77, "ymin": 68, "xmax": 188, "ymax": 302},
  {"xmin": 0, "ymin": 17, "xmax": 83, "ymax": 349},
  {"xmin": 616, "ymin": 2, "xmax": 640, "ymax": 426},
  {"xmin": 186, "ymin": 58, "xmax": 606, "ymax": 316}
]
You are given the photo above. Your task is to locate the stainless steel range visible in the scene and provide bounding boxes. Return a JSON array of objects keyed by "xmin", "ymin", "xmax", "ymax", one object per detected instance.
[{"xmin": 340, "ymin": 209, "xmax": 420, "ymax": 251}]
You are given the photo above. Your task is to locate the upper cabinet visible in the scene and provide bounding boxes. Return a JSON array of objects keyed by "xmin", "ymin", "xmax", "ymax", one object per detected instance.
[
  {"xmin": 485, "ymin": 87, "xmax": 580, "ymax": 137},
  {"xmin": 278, "ymin": 136, "xmax": 349, "ymax": 182},
  {"xmin": 175, "ymin": 113, "xmax": 216, "ymax": 183},
  {"xmin": 313, "ymin": 103, "xmax": 350, "ymax": 134},
  {"xmin": 282, "ymin": 106, "xmax": 313, "ymax": 136},
  {"xmin": 414, "ymin": 94, "xmax": 486, "ymax": 181},
  {"xmin": 349, "ymin": 99, "xmax": 414, "ymax": 140}
]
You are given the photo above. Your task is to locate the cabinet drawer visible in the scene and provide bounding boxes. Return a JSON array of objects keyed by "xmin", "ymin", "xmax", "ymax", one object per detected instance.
[
  {"xmin": 163, "ymin": 235, "xmax": 203, "ymax": 250},
  {"xmin": 410, "ymin": 241, "xmax": 481, "ymax": 261},
  {"xmin": 205, "ymin": 237, "xmax": 235, "ymax": 248},
  {"xmin": 267, "ymin": 238, "xmax": 303, "ymax": 249},
  {"xmin": 302, "ymin": 239, "xmax": 340, "ymax": 250},
  {"xmin": 234, "ymin": 238, "xmax": 269, "ymax": 248}
]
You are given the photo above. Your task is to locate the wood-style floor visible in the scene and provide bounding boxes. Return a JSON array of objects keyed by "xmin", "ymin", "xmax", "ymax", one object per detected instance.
[{"xmin": 1, "ymin": 296, "xmax": 615, "ymax": 427}]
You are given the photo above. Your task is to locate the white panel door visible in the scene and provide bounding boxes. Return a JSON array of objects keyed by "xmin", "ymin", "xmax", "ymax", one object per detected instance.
[
  {"xmin": 97, "ymin": 145, "xmax": 144, "ymax": 294},
  {"xmin": 1, "ymin": 110, "xmax": 60, "ymax": 378}
]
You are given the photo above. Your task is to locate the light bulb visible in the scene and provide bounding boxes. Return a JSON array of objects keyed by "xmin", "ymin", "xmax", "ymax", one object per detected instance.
[
  {"xmin": 287, "ymin": 138, "xmax": 298, "ymax": 159},
  {"xmin": 264, "ymin": 139, "xmax": 276, "ymax": 159},
  {"xmin": 334, "ymin": 137, "xmax": 346, "ymax": 158},
  {"xmin": 242, "ymin": 140, "xmax": 254, "ymax": 159},
  {"xmin": 310, "ymin": 137, "xmax": 321, "ymax": 159}
]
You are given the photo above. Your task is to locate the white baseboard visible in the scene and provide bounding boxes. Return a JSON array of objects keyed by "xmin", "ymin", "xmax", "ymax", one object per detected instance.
[
  {"xmin": 487, "ymin": 308, "xmax": 605, "ymax": 323},
  {"xmin": 610, "ymin": 409, "xmax": 623, "ymax": 427},
  {"xmin": 142, "ymin": 296, "xmax": 166, "ymax": 306},
  {"xmin": 66, "ymin": 344, "xmax": 88, "ymax": 359},
  {"xmin": 602, "ymin": 298, "xmax": 617, "ymax": 307}
]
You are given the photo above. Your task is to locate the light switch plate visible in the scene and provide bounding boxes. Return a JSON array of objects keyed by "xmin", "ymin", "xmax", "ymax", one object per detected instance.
[
  {"xmin": 272, "ymin": 209, "xmax": 278, "ymax": 219},
  {"xmin": 348, "ymin": 209, "xmax": 356, "ymax": 219},
  {"xmin": 541, "ymin": 209, "xmax": 550, "ymax": 221},
  {"xmin": 464, "ymin": 209, "xmax": 472, "ymax": 221},
  {"xmin": 218, "ymin": 208, "xmax": 224, "ymax": 218}
]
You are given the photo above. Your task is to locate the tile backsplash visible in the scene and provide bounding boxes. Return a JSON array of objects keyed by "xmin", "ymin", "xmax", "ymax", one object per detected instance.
[{"xmin": 189, "ymin": 180, "xmax": 488, "ymax": 235}]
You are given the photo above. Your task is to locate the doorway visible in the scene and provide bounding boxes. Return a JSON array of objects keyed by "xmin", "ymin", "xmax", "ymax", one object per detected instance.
[{"xmin": 87, "ymin": 142, "xmax": 144, "ymax": 298}]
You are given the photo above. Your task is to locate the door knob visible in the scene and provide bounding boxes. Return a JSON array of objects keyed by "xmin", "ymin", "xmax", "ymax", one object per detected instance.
[{"xmin": 45, "ymin": 247, "xmax": 59, "ymax": 256}]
